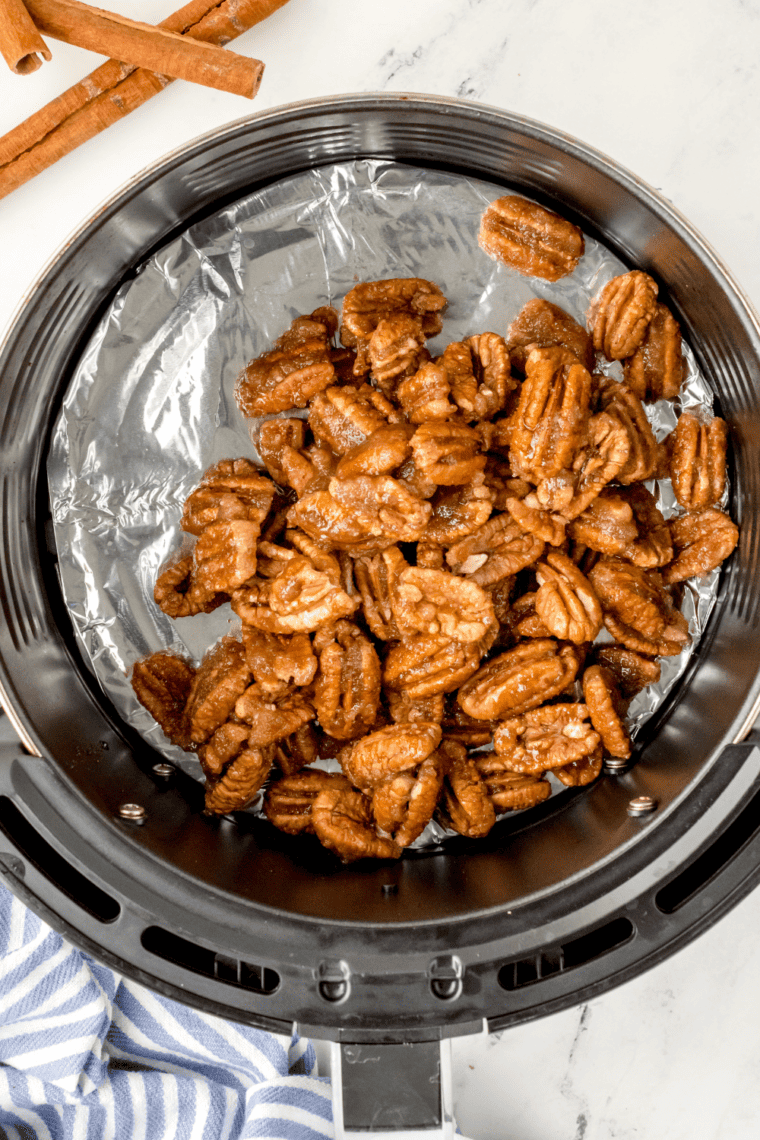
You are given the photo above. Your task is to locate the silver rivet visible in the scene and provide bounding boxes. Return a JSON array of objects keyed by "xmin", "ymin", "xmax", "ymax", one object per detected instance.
[
  {"xmin": 118, "ymin": 802, "xmax": 146, "ymax": 821},
  {"xmin": 627, "ymin": 795, "xmax": 657, "ymax": 817},
  {"xmin": 152, "ymin": 763, "xmax": 174, "ymax": 778},
  {"xmin": 604, "ymin": 757, "xmax": 629, "ymax": 772}
]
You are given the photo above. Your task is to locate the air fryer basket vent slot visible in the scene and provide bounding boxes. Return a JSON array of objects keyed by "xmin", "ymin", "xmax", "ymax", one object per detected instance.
[
  {"xmin": 497, "ymin": 916, "xmax": 635, "ymax": 991},
  {"xmin": 141, "ymin": 926, "xmax": 280, "ymax": 995},
  {"xmin": 0, "ymin": 796, "xmax": 120, "ymax": 923}
]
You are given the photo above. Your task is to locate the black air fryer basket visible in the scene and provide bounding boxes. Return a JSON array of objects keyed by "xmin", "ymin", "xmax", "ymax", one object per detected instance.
[{"xmin": 1, "ymin": 95, "xmax": 760, "ymax": 1068}]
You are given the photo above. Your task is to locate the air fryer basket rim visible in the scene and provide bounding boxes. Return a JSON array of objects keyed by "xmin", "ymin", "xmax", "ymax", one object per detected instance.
[{"xmin": 2, "ymin": 93, "xmax": 760, "ymax": 1040}]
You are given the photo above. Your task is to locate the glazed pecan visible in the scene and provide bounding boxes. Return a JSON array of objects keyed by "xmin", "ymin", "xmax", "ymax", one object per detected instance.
[
  {"xmin": 235, "ymin": 685, "xmax": 314, "ymax": 747},
  {"xmin": 154, "ymin": 555, "xmax": 227, "ymax": 618},
  {"xmin": 181, "ymin": 459, "xmax": 275, "ymax": 536},
  {"xmin": 340, "ymin": 721, "xmax": 442, "ymax": 793},
  {"xmin": 588, "ymin": 271, "xmax": 659, "ymax": 360},
  {"xmin": 308, "ymin": 383, "xmax": 401, "ymax": 454},
  {"xmin": 236, "ymin": 307, "xmax": 338, "ymax": 417},
  {"xmin": 505, "ymin": 492, "xmax": 567, "ymax": 547},
  {"xmin": 372, "ymin": 749, "xmax": 448, "ymax": 848},
  {"xmin": 582, "ymin": 665, "xmax": 631, "ymax": 759},
  {"xmin": 313, "ymin": 620, "xmax": 381, "ymax": 740},
  {"xmin": 438, "ymin": 753, "xmax": 496, "ymax": 838},
  {"xmin": 340, "ymin": 278, "xmax": 446, "ymax": 376},
  {"xmin": 352, "ymin": 545, "xmax": 407, "ymax": 640},
  {"xmin": 589, "ymin": 558, "xmax": 690, "ymax": 656},
  {"xmin": 288, "ymin": 476, "xmax": 432, "ymax": 553},
  {"xmin": 264, "ymin": 770, "xmax": 350, "ymax": 834},
  {"xmin": 478, "ymin": 195, "xmax": 584, "ymax": 282},
  {"xmin": 534, "ymin": 549, "xmax": 603, "ymax": 644},
  {"xmin": 506, "ymin": 297, "xmax": 595, "ymax": 372},
  {"xmin": 473, "ymin": 756, "xmax": 552, "ymax": 813},
  {"xmin": 493, "ymin": 703, "xmax": 600, "ymax": 773},
  {"xmin": 185, "ymin": 636, "xmax": 252, "ymax": 744},
  {"xmin": 534, "ymin": 411, "xmax": 630, "ymax": 521},
  {"xmin": 312, "ymin": 783, "xmax": 401, "ymax": 862},
  {"xmin": 232, "ymin": 556, "xmax": 357, "ymax": 633},
  {"xmin": 383, "ymin": 635, "xmax": 482, "ymax": 698},
  {"xmin": 567, "ymin": 489, "xmax": 639, "ymax": 556},
  {"xmin": 482, "ymin": 458, "xmax": 532, "ymax": 512},
  {"xmin": 457, "ymin": 639, "xmax": 580, "ymax": 720},
  {"xmin": 618, "ymin": 484, "xmax": 673, "ymax": 569},
  {"xmin": 392, "ymin": 567, "xmax": 496, "ymax": 643},
  {"xmin": 367, "ymin": 313, "xmax": 429, "ymax": 392},
  {"xmin": 500, "ymin": 591, "xmax": 553, "ymax": 642},
  {"xmin": 668, "ymin": 413, "xmax": 728, "ymax": 510},
  {"xmin": 396, "ymin": 361, "xmax": 456, "ymax": 423},
  {"xmin": 416, "ymin": 542, "xmax": 445, "ymax": 570},
  {"xmin": 386, "ymin": 690, "xmax": 445, "ymax": 726},
  {"xmin": 131, "ymin": 651, "xmax": 195, "ymax": 749},
  {"xmin": 285, "ymin": 529, "xmax": 343, "ymax": 583},
  {"xmin": 273, "ymin": 722, "xmax": 319, "ymax": 776},
  {"xmin": 446, "ymin": 513, "xmax": 545, "ymax": 585},
  {"xmin": 334, "ymin": 424, "xmax": 414, "ymax": 480},
  {"xmin": 204, "ymin": 743, "xmax": 275, "ymax": 815},
  {"xmin": 242, "ymin": 627, "xmax": 317, "ymax": 693},
  {"xmin": 424, "ymin": 479, "xmax": 494, "ymax": 545},
  {"xmin": 553, "ymin": 745, "xmax": 603, "ymax": 787},
  {"xmin": 597, "ymin": 380, "xmax": 658, "ymax": 485},
  {"xmin": 192, "ymin": 519, "xmax": 259, "ymax": 596},
  {"xmin": 623, "ymin": 301, "xmax": 684, "ymax": 402},
  {"xmin": 509, "ymin": 346, "xmax": 593, "ymax": 482},
  {"xmin": 661, "ymin": 508, "xmax": 739, "ymax": 584},
  {"xmin": 409, "ymin": 421, "xmax": 486, "ymax": 486},
  {"xmin": 198, "ymin": 721, "xmax": 250, "ymax": 779},
  {"xmin": 439, "ymin": 333, "xmax": 514, "ymax": 421},
  {"xmin": 594, "ymin": 645, "xmax": 661, "ymax": 699}
]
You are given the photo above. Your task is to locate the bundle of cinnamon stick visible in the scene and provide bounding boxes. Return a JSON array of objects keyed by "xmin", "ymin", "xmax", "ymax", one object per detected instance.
[{"xmin": 0, "ymin": 0, "xmax": 292, "ymax": 200}]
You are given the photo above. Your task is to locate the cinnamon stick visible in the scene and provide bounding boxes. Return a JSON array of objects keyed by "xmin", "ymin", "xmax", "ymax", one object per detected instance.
[
  {"xmin": 0, "ymin": 0, "xmax": 291, "ymax": 200},
  {"xmin": 0, "ymin": 0, "xmax": 51, "ymax": 73},
  {"xmin": 24, "ymin": 0, "xmax": 264, "ymax": 98}
]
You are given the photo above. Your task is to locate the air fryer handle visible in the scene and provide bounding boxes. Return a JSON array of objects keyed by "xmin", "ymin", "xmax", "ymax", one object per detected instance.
[{"xmin": 329, "ymin": 1038, "xmax": 473, "ymax": 1138}]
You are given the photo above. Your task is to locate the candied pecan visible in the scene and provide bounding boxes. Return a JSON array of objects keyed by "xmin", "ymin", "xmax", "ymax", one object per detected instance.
[
  {"xmin": 235, "ymin": 685, "xmax": 314, "ymax": 747},
  {"xmin": 478, "ymin": 195, "xmax": 584, "ymax": 282},
  {"xmin": 623, "ymin": 301, "xmax": 684, "ymax": 402},
  {"xmin": 661, "ymin": 508, "xmax": 739, "ymax": 585},
  {"xmin": 154, "ymin": 555, "xmax": 227, "ymax": 618},
  {"xmin": 181, "ymin": 459, "xmax": 275, "ymax": 536},
  {"xmin": 387, "ymin": 690, "xmax": 445, "ymax": 725},
  {"xmin": 594, "ymin": 645, "xmax": 661, "ymax": 699},
  {"xmin": 567, "ymin": 489, "xmax": 639, "ymax": 555},
  {"xmin": 340, "ymin": 278, "xmax": 446, "ymax": 376},
  {"xmin": 353, "ymin": 546, "xmax": 408, "ymax": 640},
  {"xmin": 236, "ymin": 308, "xmax": 337, "ymax": 417},
  {"xmin": 204, "ymin": 744, "xmax": 275, "ymax": 815},
  {"xmin": 372, "ymin": 749, "xmax": 448, "ymax": 848},
  {"xmin": 440, "ymin": 701, "xmax": 496, "ymax": 747},
  {"xmin": 438, "ymin": 754, "xmax": 496, "ymax": 838},
  {"xmin": 242, "ymin": 627, "xmax": 318, "ymax": 693},
  {"xmin": 185, "ymin": 636, "xmax": 252, "ymax": 744},
  {"xmin": 285, "ymin": 529, "xmax": 342, "ymax": 583},
  {"xmin": 232, "ymin": 556, "xmax": 357, "ymax": 633},
  {"xmin": 424, "ymin": 478, "xmax": 494, "ymax": 545},
  {"xmin": 668, "ymin": 413, "xmax": 728, "ymax": 510},
  {"xmin": 506, "ymin": 297, "xmax": 595, "ymax": 372},
  {"xmin": 312, "ymin": 784, "xmax": 401, "ymax": 862},
  {"xmin": 193, "ymin": 519, "xmax": 259, "ymax": 596},
  {"xmin": 597, "ymin": 380, "xmax": 658, "ymax": 485},
  {"xmin": 313, "ymin": 620, "xmax": 381, "ymax": 740},
  {"xmin": 288, "ymin": 476, "xmax": 432, "ymax": 553},
  {"xmin": 505, "ymin": 492, "xmax": 566, "ymax": 546},
  {"xmin": 589, "ymin": 559, "xmax": 690, "ymax": 656},
  {"xmin": 534, "ymin": 549, "xmax": 603, "ymax": 644},
  {"xmin": 554, "ymin": 745, "xmax": 603, "ymax": 787},
  {"xmin": 257, "ymin": 420, "xmax": 331, "ymax": 496},
  {"xmin": 308, "ymin": 384, "xmax": 401, "ymax": 454},
  {"xmin": 416, "ymin": 542, "xmax": 445, "ymax": 570},
  {"xmin": 409, "ymin": 421, "xmax": 486, "ymax": 486},
  {"xmin": 198, "ymin": 721, "xmax": 251, "ymax": 779},
  {"xmin": 384, "ymin": 635, "xmax": 483, "ymax": 699},
  {"xmin": 500, "ymin": 591, "xmax": 553, "ymax": 641},
  {"xmin": 483, "ymin": 458, "xmax": 532, "ymax": 511},
  {"xmin": 392, "ymin": 567, "xmax": 496, "ymax": 643},
  {"xmin": 588, "ymin": 271, "xmax": 659, "ymax": 360},
  {"xmin": 457, "ymin": 639, "xmax": 580, "ymax": 720},
  {"xmin": 582, "ymin": 665, "xmax": 631, "ymax": 759},
  {"xmin": 493, "ymin": 703, "xmax": 600, "ymax": 773},
  {"xmin": 264, "ymin": 770, "xmax": 351, "ymax": 834},
  {"xmin": 367, "ymin": 313, "xmax": 429, "ymax": 392},
  {"xmin": 618, "ymin": 484, "xmax": 673, "ymax": 568},
  {"xmin": 440, "ymin": 333, "xmax": 514, "ymax": 421},
  {"xmin": 273, "ymin": 723, "xmax": 319, "ymax": 776},
  {"xmin": 396, "ymin": 361, "xmax": 456, "ymax": 423},
  {"xmin": 446, "ymin": 513, "xmax": 544, "ymax": 585},
  {"xmin": 535, "ymin": 410, "xmax": 630, "ymax": 520},
  {"xmin": 131, "ymin": 651, "xmax": 195, "ymax": 749},
  {"xmin": 334, "ymin": 423, "xmax": 414, "ymax": 480},
  {"xmin": 473, "ymin": 756, "xmax": 552, "ymax": 812},
  {"xmin": 509, "ymin": 346, "xmax": 593, "ymax": 482},
  {"xmin": 340, "ymin": 722, "xmax": 442, "ymax": 793}
]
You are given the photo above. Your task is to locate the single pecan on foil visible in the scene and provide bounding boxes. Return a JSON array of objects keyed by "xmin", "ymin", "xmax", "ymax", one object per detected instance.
[
  {"xmin": 235, "ymin": 306, "xmax": 339, "ymax": 417},
  {"xmin": 312, "ymin": 619, "xmax": 381, "ymax": 741},
  {"xmin": 662, "ymin": 508, "xmax": 739, "ymax": 584},
  {"xmin": 534, "ymin": 549, "xmax": 603, "ymax": 644},
  {"xmin": 264, "ymin": 770, "xmax": 349, "ymax": 835},
  {"xmin": 506, "ymin": 297, "xmax": 595, "ymax": 372},
  {"xmin": 623, "ymin": 301, "xmax": 684, "ymax": 402},
  {"xmin": 588, "ymin": 271, "xmax": 659, "ymax": 360},
  {"xmin": 457, "ymin": 638, "xmax": 581, "ymax": 721},
  {"xmin": 340, "ymin": 278, "xmax": 447, "ymax": 377},
  {"xmin": 439, "ymin": 333, "xmax": 514, "ymax": 421},
  {"xmin": 131, "ymin": 650, "xmax": 196, "ymax": 749},
  {"xmin": 493, "ymin": 703, "xmax": 601, "ymax": 774},
  {"xmin": 311, "ymin": 783, "xmax": 401, "ymax": 862},
  {"xmin": 667, "ymin": 412, "xmax": 728, "ymax": 511},
  {"xmin": 396, "ymin": 361, "xmax": 456, "ymax": 423},
  {"xmin": 308, "ymin": 383, "xmax": 402, "ymax": 454},
  {"xmin": 478, "ymin": 195, "xmax": 584, "ymax": 282},
  {"xmin": 589, "ymin": 558, "xmax": 691, "ymax": 656},
  {"xmin": 154, "ymin": 554, "xmax": 227, "ymax": 618},
  {"xmin": 181, "ymin": 458, "xmax": 276, "ymax": 536},
  {"xmin": 582, "ymin": 664, "xmax": 631, "ymax": 759}
]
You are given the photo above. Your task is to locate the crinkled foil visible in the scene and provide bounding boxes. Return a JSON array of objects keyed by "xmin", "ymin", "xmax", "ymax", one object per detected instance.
[{"xmin": 47, "ymin": 159, "xmax": 722, "ymax": 841}]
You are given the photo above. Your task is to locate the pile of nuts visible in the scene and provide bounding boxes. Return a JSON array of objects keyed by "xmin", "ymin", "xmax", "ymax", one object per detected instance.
[{"xmin": 131, "ymin": 194, "xmax": 739, "ymax": 862}]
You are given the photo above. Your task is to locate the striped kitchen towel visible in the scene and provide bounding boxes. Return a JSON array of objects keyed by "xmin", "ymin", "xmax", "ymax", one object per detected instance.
[{"xmin": 0, "ymin": 882, "xmax": 333, "ymax": 1139}]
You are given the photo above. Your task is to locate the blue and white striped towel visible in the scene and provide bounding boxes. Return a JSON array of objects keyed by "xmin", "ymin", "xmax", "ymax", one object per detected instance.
[{"xmin": 0, "ymin": 882, "xmax": 333, "ymax": 1139}]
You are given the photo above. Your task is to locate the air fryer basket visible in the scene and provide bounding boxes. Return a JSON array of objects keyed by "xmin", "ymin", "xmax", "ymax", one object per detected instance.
[{"xmin": 1, "ymin": 94, "xmax": 760, "ymax": 1046}]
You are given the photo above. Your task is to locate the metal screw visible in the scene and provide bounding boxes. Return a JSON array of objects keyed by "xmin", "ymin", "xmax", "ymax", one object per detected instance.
[
  {"xmin": 152, "ymin": 763, "xmax": 174, "ymax": 778},
  {"xmin": 118, "ymin": 802, "xmax": 146, "ymax": 821},
  {"xmin": 627, "ymin": 795, "xmax": 657, "ymax": 817}
]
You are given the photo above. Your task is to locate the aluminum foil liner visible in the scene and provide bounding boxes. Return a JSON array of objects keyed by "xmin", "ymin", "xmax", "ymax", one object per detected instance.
[{"xmin": 47, "ymin": 159, "xmax": 722, "ymax": 842}]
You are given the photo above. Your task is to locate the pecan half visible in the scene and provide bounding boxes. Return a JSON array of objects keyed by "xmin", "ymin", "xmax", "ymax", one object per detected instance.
[
  {"xmin": 233, "ymin": 556, "xmax": 357, "ymax": 633},
  {"xmin": 185, "ymin": 636, "xmax": 252, "ymax": 744},
  {"xmin": 506, "ymin": 297, "xmax": 595, "ymax": 372},
  {"xmin": 181, "ymin": 459, "xmax": 275, "ymax": 536},
  {"xmin": 236, "ymin": 307, "xmax": 338, "ymax": 416},
  {"xmin": 340, "ymin": 278, "xmax": 446, "ymax": 377},
  {"xmin": 264, "ymin": 770, "xmax": 350, "ymax": 834},
  {"xmin": 589, "ymin": 558, "xmax": 690, "ymax": 656},
  {"xmin": 410, "ymin": 421, "xmax": 486, "ymax": 486},
  {"xmin": 309, "ymin": 383, "xmax": 401, "ymax": 454},
  {"xmin": 588, "ymin": 271, "xmax": 659, "ymax": 360},
  {"xmin": 597, "ymin": 380, "xmax": 658, "ymax": 485},
  {"xmin": 334, "ymin": 423, "xmax": 414, "ymax": 480},
  {"xmin": 392, "ymin": 566, "xmax": 496, "ymax": 643},
  {"xmin": 242, "ymin": 627, "xmax": 317, "ymax": 693},
  {"xmin": 668, "ymin": 413, "xmax": 728, "ymax": 510},
  {"xmin": 594, "ymin": 645, "xmax": 661, "ymax": 699},
  {"xmin": 623, "ymin": 301, "xmax": 684, "ymax": 402},
  {"xmin": 372, "ymin": 749, "xmax": 448, "ymax": 848},
  {"xmin": 509, "ymin": 346, "xmax": 593, "ymax": 482},
  {"xmin": 438, "ymin": 754, "xmax": 496, "ymax": 838},
  {"xmin": 368, "ymin": 313, "xmax": 430, "ymax": 392},
  {"xmin": 534, "ymin": 549, "xmax": 603, "ymax": 644},
  {"xmin": 661, "ymin": 509, "xmax": 739, "ymax": 584},
  {"xmin": 340, "ymin": 721, "xmax": 442, "ymax": 793},
  {"xmin": 192, "ymin": 519, "xmax": 259, "ymax": 596},
  {"xmin": 457, "ymin": 639, "xmax": 581, "ymax": 720},
  {"xmin": 567, "ymin": 489, "xmax": 639, "ymax": 555},
  {"xmin": 131, "ymin": 651, "xmax": 195, "ymax": 749},
  {"xmin": 288, "ymin": 476, "xmax": 432, "ymax": 553},
  {"xmin": 313, "ymin": 620, "xmax": 381, "ymax": 740},
  {"xmin": 439, "ymin": 333, "xmax": 514, "ymax": 421},
  {"xmin": 424, "ymin": 479, "xmax": 494, "ymax": 545},
  {"xmin": 383, "ymin": 634, "xmax": 483, "ymax": 699},
  {"xmin": 478, "ymin": 195, "xmax": 584, "ymax": 282},
  {"xmin": 154, "ymin": 555, "xmax": 227, "ymax": 618},
  {"xmin": 204, "ymin": 744, "xmax": 275, "ymax": 815},
  {"xmin": 312, "ymin": 784, "xmax": 401, "ymax": 862},
  {"xmin": 535, "ymin": 410, "xmax": 631, "ymax": 521},
  {"xmin": 582, "ymin": 665, "xmax": 631, "ymax": 759},
  {"xmin": 493, "ymin": 703, "xmax": 600, "ymax": 773},
  {"xmin": 235, "ymin": 685, "xmax": 314, "ymax": 747},
  {"xmin": 473, "ymin": 757, "xmax": 552, "ymax": 813},
  {"xmin": 618, "ymin": 484, "xmax": 673, "ymax": 569},
  {"xmin": 553, "ymin": 745, "xmax": 603, "ymax": 786},
  {"xmin": 446, "ymin": 513, "xmax": 545, "ymax": 585},
  {"xmin": 396, "ymin": 361, "xmax": 456, "ymax": 423}
]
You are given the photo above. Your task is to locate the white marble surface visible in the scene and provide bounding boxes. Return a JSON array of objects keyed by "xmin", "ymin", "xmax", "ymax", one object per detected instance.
[{"xmin": 1, "ymin": 0, "xmax": 760, "ymax": 1136}]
